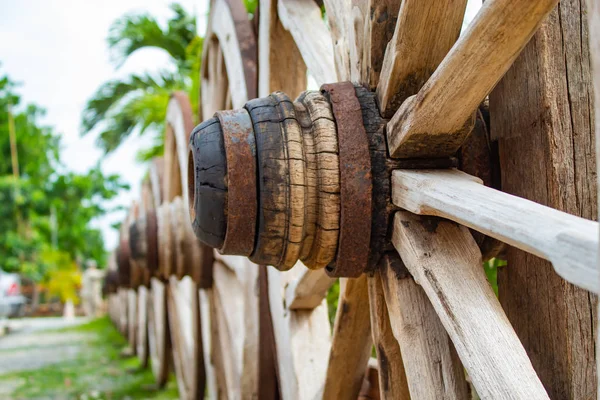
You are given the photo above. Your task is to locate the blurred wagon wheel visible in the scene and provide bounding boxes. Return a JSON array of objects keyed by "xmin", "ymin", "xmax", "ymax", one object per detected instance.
[
  {"xmin": 126, "ymin": 203, "xmax": 144, "ymax": 355},
  {"xmin": 132, "ymin": 179, "xmax": 156, "ymax": 368},
  {"xmin": 147, "ymin": 158, "xmax": 170, "ymax": 387},
  {"xmin": 194, "ymin": 0, "xmax": 266, "ymax": 398},
  {"xmin": 162, "ymin": 92, "xmax": 208, "ymax": 400}
]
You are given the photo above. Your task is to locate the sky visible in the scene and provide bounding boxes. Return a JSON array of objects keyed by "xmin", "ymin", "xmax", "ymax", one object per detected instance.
[{"xmin": 0, "ymin": 0, "xmax": 481, "ymax": 253}]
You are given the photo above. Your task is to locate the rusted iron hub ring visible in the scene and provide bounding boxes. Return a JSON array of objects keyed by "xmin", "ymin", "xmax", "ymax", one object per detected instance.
[
  {"xmin": 321, "ymin": 82, "xmax": 373, "ymax": 278},
  {"xmin": 216, "ymin": 108, "xmax": 257, "ymax": 256}
]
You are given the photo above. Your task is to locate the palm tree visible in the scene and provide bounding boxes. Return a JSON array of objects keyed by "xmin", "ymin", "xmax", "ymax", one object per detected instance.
[{"xmin": 81, "ymin": 3, "xmax": 202, "ymax": 160}]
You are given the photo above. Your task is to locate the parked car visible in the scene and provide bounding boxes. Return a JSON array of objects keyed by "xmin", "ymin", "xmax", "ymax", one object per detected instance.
[{"xmin": 0, "ymin": 269, "xmax": 26, "ymax": 318}]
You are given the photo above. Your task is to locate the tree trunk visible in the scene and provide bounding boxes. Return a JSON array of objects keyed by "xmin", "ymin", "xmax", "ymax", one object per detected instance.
[{"xmin": 489, "ymin": 1, "xmax": 597, "ymax": 398}]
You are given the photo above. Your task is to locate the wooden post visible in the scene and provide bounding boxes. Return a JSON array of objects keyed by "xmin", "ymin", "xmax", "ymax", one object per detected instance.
[
  {"xmin": 584, "ymin": 0, "xmax": 600, "ymax": 396},
  {"xmin": 489, "ymin": 1, "xmax": 597, "ymax": 397}
]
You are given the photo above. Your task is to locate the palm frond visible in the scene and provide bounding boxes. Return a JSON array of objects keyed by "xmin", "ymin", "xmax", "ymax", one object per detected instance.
[
  {"xmin": 81, "ymin": 71, "xmax": 181, "ymax": 134},
  {"xmin": 108, "ymin": 3, "xmax": 197, "ymax": 68}
]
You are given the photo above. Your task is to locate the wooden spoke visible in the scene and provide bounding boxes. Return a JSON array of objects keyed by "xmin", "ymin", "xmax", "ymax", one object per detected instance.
[
  {"xmin": 149, "ymin": 158, "xmax": 164, "ymax": 211},
  {"xmin": 117, "ymin": 288, "xmax": 127, "ymax": 336},
  {"xmin": 322, "ymin": 0, "xmax": 351, "ymax": 80},
  {"xmin": 285, "ymin": 267, "xmax": 336, "ymax": 310},
  {"xmin": 136, "ymin": 285, "xmax": 149, "ymax": 368},
  {"xmin": 202, "ymin": 37, "xmax": 230, "ymax": 118},
  {"xmin": 323, "ymin": 275, "xmax": 372, "ymax": 400},
  {"xmin": 208, "ymin": 255, "xmax": 260, "ymax": 399},
  {"xmin": 386, "ymin": 0, "xmax": 559, "ymax": 158},
  {"xmin": 202, "ymin": 0, "xmax": 257, "ymax": 116},
  {"xmin": 367, "ymin": 271, "xmax": 410, "ymax": 400},
  {"xmin": 392, "ymin": 169, "xmax": 599, "ymax": 293},
  {"xmin": 164, "ymin": 92, "xmax": 195, "ymax": 207},
  {"xmin": 148, "ymin": 277, "xmax": 170, "ymax": 387},
  {"xmin": 392, "ymin": 211, "xmax": 549, "ymax": 399},
  {"xmin": 376, "ymin": 0, "xmax": 467, "ymax": 117},
  {"xmin": 361, "ymin": 0, "xmax": 403, "ymax": 90},
  {"xmin": 258, "ymin": 0, "xmax": 307, "ymax": 97},
  {"xmin": 267, "ymin": 263, "xmax": 331, "ymax": 400},
  {"xmin": 164, "ymin": 92, "xmax": 194, "ymax": 204},
  {"xmin": 167, "ymin": 277, "xmax": 205, "ymax": 400},
  {"xmin": 325, "ymin": 0, "xmax": 401, "ymax": 89},
  {"xmin": 127, "ymin": 288, "xmax": 137, "ymax": 351},
  {"xmin": 379, "ymin": 253, "xmax": 469, "ymax": 398},
  {"xmin": 278, "ymin": 0, "xmax": 337, "ymax": 85},
  {"xmin": 257, "ymin": 265, "xmax": 279, "ymax": 400}
]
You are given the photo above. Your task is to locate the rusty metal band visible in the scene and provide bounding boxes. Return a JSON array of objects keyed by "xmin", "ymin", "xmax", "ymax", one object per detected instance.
[
  {"xmin": 216, "ymin": 108, "xmax": 257, "ymax": 256},
  {"xmin": 146, "ymin": 209, "xmax": 159, "ymax": 275},
  {"xmin": 321, "ymin": 82, "xmax": 373, "ymax": 277}
]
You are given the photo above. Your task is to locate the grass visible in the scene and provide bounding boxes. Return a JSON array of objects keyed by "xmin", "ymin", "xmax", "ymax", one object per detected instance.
[{"xmin": 0, "ymin": 317, "xmax": 179, "ymax": 400}]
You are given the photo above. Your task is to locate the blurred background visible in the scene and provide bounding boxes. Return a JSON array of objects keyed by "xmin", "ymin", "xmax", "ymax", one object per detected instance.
[{"xmin": 0, "ymin": 0, "xmax": 213, "ymax": 317}]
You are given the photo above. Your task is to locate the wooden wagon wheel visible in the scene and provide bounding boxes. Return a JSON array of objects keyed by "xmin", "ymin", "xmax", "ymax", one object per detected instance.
[
  {"xmin": 187, "ymin": 0, "xmax": 600, "ymax": 399},
  {"xmin": 130, "ymin": 179, "xmax": 157, "ymax": 368},
  {"xmin": 146, "ymin": 158, "xmax": 170, "ymax": 387},
  {"xmin": 194, "ymin": 1, "xmax": 278, "ymax": 399},
  {"xmin": 162, "ymin": 91, "xmax": 213, "ymax": 400}
]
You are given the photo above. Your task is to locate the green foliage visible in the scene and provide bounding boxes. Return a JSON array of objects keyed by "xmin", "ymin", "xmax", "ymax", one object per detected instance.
[
  {"xmin": 484, "ymin": 258, "xmax": 506, "ymax": 296},
  {"xmin": 83, "ymin": 3, "xmax": 203, "ymax": 160},
  {"xmin": 243, "ymin": 0, "xmax": 258, "ymax": 14},
  {"xmin": 326, "ymin": 280, "xmax": 340, "ymax": 326},
  {"xmin": 0, "ymin": 71, "xmax": 127, "ymax": 283}
]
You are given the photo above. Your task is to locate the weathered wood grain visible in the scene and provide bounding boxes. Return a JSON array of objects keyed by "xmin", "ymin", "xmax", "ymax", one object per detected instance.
[
  {"xmin": 392, "ymin": 169, "xmax": 599, "ymax": 293},
  {"xmin": 586, "ymin": 0, "xmax": 600, "ymax": 396},
  {"xmin": 361, "ymin": 0, "xmax": 402, "ymax": 90},
  {"xmin": 392, "ymin": 212, "xmax": 549, "ymax": 399},
  {"xmin": 209, "ymin": 255, "xmax": 260, "ymax": 400},
  {"xmin": 322, "ymin": 0, "xmax": 351, "ymax": 80},
  {"xmin": 490, "ymin": 1, "xmax": 598, "ymax": 396},
  {"xmin": 386, "ymin": 0, "xmax": 558, "ymax": 158},
  {"xmin": 367, "ymin": 272, "xmax": 410, "ymax": 400},
  {"xmin": 148, "ymin": 278, "xmax": 169, "ymax": 387},
  {"xmin": 258, "ymin": 0, "xmax": 307, "ymax": 98},
  {"xmin": 294, "ymin": 91, "xmax": 340, "ymax": 270},
  {"xmin": 377, "ymin": 0, "xmax": 466, "ymax": 117},
  {"xmin": 379, "ymin": 253, "xmax": 468, "ymax": 399},
  {"xmin": 277, "ymin": 0, "xmax": 337, "ymax": 85},
  {"xmin": 323, "ymin": 275, "xmax": 372, "ymax": 400},
  {"xmin": 268, "ymin": 263, "xmax": 331, "ymax": 400}
]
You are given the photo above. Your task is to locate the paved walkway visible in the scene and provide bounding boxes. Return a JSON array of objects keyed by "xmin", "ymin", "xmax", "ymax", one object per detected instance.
[{"xmin": 0, "ymin": 317, "xmax": 90, "ymax": 396}]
